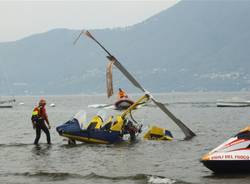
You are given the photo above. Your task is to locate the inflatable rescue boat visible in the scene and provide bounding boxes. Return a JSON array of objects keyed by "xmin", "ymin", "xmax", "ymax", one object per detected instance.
[
  {"xmin": 114, "ymin": 98, "xmax": 134, "ymax": 110},
  {"xmin": 201, "ymin": 126, "xmax": 250, "ymax": 173}
]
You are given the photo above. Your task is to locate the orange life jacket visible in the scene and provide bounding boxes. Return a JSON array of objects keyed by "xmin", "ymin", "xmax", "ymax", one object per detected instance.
[
  {"xmin": 32, "ymin": 106, "xmax": 41, "ymax": 117},
  {"xmin": 32, "ymin": 106, "xmax": 47, "ymax": 122},
  {"xmin": 118, "ymin": 90, "xmax": 127, "ymax": 99}
]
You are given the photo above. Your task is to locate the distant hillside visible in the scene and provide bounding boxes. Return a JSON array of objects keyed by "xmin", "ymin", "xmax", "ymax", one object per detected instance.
[{"xmin": 0, "ymin": 0, "xmax": 250, "ymax": 95}]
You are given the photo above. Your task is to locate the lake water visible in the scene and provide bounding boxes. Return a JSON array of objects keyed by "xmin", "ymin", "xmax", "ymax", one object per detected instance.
[{"xmin": 0, "ymin": 92, "xmax": 250, "ymax": 184}]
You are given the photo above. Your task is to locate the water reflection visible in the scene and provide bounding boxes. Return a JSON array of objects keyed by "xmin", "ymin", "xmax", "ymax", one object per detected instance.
[{"xmin": 32, "ymin": 144, "xmax": 52, "ymax": 156}]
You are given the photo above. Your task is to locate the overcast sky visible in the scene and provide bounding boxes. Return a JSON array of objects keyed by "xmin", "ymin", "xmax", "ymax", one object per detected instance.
[{"xmin": 0, "ymin": 0, "xmax": 178, "ymax": 42}]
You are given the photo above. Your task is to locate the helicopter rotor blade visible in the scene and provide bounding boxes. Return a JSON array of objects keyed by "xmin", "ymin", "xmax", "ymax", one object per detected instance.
[
  {"xmin": 85, "ymin": 31, "xmax": 146, "ymax": 92},
  {"xmin": 73, "ymin": 30, "xmax": 84, "ymax": 45},
  {"xmin": 151, "ymin": 97, "xmax": 196, "ymax": 140},
  {"xmin": 83, "ymin": 30, "xmax": 196, "ymax": 140}
]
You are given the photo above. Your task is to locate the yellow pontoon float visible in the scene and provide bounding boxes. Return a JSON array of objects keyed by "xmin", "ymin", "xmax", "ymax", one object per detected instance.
[{"xmin": 144, "ymin": 126, "xmax": 173, "ymax": 141}]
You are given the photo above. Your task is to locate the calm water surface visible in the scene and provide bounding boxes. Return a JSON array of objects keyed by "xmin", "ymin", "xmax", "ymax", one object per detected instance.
[{"xmin": 1, "ymin": 92, "xmax": 250, "ymax": 184}]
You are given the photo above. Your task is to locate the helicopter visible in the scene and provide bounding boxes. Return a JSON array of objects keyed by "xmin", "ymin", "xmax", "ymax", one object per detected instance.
[{"xmin": 56, "ymin": 31, "xmax": 196, "ymax": 144}]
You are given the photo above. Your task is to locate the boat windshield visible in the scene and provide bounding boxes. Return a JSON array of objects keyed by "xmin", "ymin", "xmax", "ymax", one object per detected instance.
[
  {"xmin": 236, "ymin": 130, "xmax": 250, "ymax": 140},
  {"xmin": 73, "ymin": 111, "xmax": 87, "ymax": 125},
  {"xmin": 73, "ymin": 109, "xmax": 115, "ymax": 126}
]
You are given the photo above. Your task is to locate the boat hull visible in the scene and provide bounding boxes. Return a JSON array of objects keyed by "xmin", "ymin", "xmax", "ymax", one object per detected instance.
[
  {"xmin": 0, "ymin": 105, "xmax": 13, "ymax": 108},
  {"xmin": 216, "ymin": 100, "xmax": 250, "ymax": 107},
  {"xmin": 201, "ymin": 160, "xmax": 250, "ymax": 173},
  {"xmin": 216, "ymin": 102, "xmax": 250, "ymax": 107}
]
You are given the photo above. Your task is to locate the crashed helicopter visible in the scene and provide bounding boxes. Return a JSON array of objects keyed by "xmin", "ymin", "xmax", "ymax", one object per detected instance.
[
  {"xmin": 57, "ymin": 94, "xmax": 148, "ymax": 144},
  {"xmin": 56, "ymin": 31, "xmax": 196, "ymax": 144}
]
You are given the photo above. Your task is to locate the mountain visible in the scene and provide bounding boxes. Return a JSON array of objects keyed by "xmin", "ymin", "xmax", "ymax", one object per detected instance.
[{"xmin": 0, "ymin": 0, "xmax": 250, "ymax": 95}]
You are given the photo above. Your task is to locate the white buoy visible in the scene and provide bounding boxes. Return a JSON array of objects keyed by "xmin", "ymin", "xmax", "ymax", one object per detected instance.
[{"xmin": 49, "ymin": 103, "xmax": 56, "ymax": 107}]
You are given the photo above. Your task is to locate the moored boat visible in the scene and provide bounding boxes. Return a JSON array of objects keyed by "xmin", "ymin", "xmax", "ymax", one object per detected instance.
[
  {"xmin": 216, "ymin": 99, "xmax": 250, "ymax": 107},
  {"xmin": 0, "ymin": 99, "xmax": 15, "ymax": 108}
]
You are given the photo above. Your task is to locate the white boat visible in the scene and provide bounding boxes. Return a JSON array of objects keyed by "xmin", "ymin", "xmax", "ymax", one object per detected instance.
[
  {"xmin": 0, "ymin": 98, "xmax": 15, "ymax": 108},
  {"xmin": 216, "ymin": 99, "xmax": 250, "ymax": 107},
  {"xmin": 0, "ymin": 69, "xmax": 15, "ymax": 108}
]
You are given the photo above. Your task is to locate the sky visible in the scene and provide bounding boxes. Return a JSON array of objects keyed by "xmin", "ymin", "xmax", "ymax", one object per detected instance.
[{"xmin": 0, "ymin": 0, "xmax": 178, "ymax": 42}]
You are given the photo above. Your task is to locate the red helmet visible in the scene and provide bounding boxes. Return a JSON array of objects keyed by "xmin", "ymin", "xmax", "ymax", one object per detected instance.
[{"xmin": 39, "ymin": 98, "xmax": 46, "ymax": 106}]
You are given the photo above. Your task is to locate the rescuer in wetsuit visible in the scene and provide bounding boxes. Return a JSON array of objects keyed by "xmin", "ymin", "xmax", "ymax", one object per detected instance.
[
  {"xmin": 31, "ymin": 98, "xmax": 51, "ymax": 144},
  {"xmin": 118, "ymin": 88, "xmax": 128, "ymax": 99}
]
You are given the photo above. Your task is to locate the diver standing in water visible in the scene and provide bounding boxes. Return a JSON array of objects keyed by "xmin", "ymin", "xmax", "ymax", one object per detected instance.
[{"xmin": 31, "ymin": 98, "xmax": 51, "ymax": 144}]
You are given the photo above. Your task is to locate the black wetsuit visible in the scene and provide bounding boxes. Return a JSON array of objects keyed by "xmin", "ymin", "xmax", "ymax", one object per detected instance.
[{"xmin": 34, "ymin": 119, "xmax": 51, "ymax": 144}]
